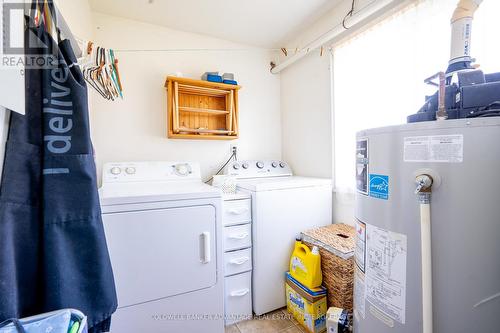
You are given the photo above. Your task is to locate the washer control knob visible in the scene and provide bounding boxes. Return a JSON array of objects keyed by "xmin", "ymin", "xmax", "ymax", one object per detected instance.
[
  {"xmin": 279, "ymin": 162, "xmax": 286, "ymax": 168},
  {"xmin": 233, "ymin": 163, "xmax": 240, "ymax": 170},
  {"xmin": 271, "ymin": 162, "xmax": 278, "ymax": 168},
  {"xmin": 110, "ymin": 167, "xmax": 122, "ymax": 175},
  {"xmin": 125, "ymin": 167, "xmax": 136, "ymax": 175},
  {"xmin": 256, "ymin": 161, "xmax": 265, "ymax": 169},
  {"xmin": 174, "ymin": 164, "xmax": 190, "ymax": 176},
  {"xmin": 242, "ymin": 163, "xmax": 249, "ymax": 169}
]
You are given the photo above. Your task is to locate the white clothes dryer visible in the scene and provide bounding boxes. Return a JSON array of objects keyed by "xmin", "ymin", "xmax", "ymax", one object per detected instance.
[{"xmin": 99, "ymin": 161, "xmax": 224, "ymax": 333}]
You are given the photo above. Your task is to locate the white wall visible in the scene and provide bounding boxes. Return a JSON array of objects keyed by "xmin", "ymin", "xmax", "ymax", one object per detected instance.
[
  {"xmin": 90, "ymin": 13, "xmax": 281, "ymax": 182},
  {"xmin": 280, "ymin": 53, "xmax": 332, "ymax": 179},
  {"xmin": 55, "ymin": 0, "xmax": 93, "ymax": 40}
]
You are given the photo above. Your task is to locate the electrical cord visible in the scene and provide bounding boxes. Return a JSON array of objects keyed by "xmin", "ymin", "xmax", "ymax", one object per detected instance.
[
  {"xmin": 466, "ymin": 101, "xmax": 500, "ymax": 118},
  {"xmin": 204, "ymin": 152, "xmax": 237, "ymax": 184},
  {"xmin": 480, "ymin": 101, "xmax": 500, "ymax": 111},
  {"xmin": 342, "ymin": 0, "xmax": 356, "ymax": 29},
  {"xmin": 467, "ymin": 110, "xmax": 500, "ymax": 118}
]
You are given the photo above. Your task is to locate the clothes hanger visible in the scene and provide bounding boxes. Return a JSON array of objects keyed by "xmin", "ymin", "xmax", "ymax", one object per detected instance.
[
  {"xmin": 98, "ymin": 49, "xmax": 112, "ymax": 100},
  {"xmin": 105, "ymin": 49, "xmax": 120, "ymax": 100},
  {"xmin": 100, "ymin": 48, "xmax": 115, "ymax": 100},
  {"xmin": 32, "ymin": 0, "xmax": 122, "ymax": 101},
  {"xmin": 109, "ymin": 50, "xmax": 123, "ymax": 98},
  {"xmin": 76, "ymin": 38, "xmax": 124, "ymax": 100},
  {"xmin": 97, "ymin": 48, "xmax": 113, "ymax": 100},
  {"xmin": 84, "ymin": 46, "xmax": 109, "ymax": 99},
  {"xmin": 108, "ymin": 50, "xmax": 123, "ymax": 98}
]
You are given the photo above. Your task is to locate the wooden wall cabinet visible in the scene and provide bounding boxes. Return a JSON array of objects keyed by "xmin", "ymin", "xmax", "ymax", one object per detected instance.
[{"xmin": 165, "ymin": 76, "xmax": 240, "ymax": 140}]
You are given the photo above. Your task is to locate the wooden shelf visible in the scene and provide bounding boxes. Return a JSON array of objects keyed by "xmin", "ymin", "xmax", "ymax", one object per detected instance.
[
  {"xmin": 178, "ymin": 128, "xmax": 233, "ymax": 134},
  {"xmin": 165, "ymin": 76, "xmax": 241, "ymax": 90},
  {"xmin": 179, "ymin": 106, "xmax": 229, "ymax": 115},
  {"xmin": 165, "ymin": 76, "xmax": 240, "ymax": 140},
  {"xmin": 178, "ymin": 84, "xmax": 230, "ymax": 97}
]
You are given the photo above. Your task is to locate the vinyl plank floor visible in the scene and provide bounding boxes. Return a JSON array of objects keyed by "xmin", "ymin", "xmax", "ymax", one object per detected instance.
[
  {"xmin": 236, "ymin": 309, "xmax": 295, "ymax": 333},
  {"xmin": 225, "ymin": 324, "xmax": 241, "ymax": 333}
]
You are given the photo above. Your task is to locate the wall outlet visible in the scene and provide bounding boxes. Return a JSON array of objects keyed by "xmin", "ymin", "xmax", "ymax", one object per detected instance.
[{"xmin": 230, "ymin": 145, "xmax": 238, "ymax": 156}]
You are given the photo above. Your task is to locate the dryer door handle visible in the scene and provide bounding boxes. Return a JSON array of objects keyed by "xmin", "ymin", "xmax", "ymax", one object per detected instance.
[{"xmin": 200, "ymin": 232, "xmax": 211, "ymax": 264}]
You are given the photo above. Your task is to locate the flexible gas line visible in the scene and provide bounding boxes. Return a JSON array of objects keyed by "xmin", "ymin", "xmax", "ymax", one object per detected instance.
[{"xmin": 415, "ymin": 174, "xmax": 434, "ymax": 333}]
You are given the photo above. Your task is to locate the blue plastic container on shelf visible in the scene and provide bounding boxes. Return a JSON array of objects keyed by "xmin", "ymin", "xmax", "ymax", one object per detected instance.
[
  {"xmin": 207, "ymin": 74, "xmax": 223, "ymax": 83},
  {"xmin": 201, "ymin": 72, "xmax": 223, "ymax": 83}
]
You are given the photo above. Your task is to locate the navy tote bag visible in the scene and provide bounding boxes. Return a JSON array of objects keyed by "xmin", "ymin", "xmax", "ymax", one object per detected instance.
[{"xmin": 0, "ymin": 2, "xmax": 117, "ymax": 332}]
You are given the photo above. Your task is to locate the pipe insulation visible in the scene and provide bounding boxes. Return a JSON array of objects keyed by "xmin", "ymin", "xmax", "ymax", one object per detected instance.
[
  {"xmin": 449, "ymin": 0, "xmax": 483, "ymax": 64},
  {"xmin": 451, "ymin": 0, "xmax": 483, "ymax": 23},
  {"xmin": 420, "ymin": 200, "xmax": 433, "ymax": 333}
]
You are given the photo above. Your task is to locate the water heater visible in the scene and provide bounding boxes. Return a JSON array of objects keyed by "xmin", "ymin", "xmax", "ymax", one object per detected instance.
[{"xmin": 353, "ymin": 117, "xmax": 500, "ymax": 332}]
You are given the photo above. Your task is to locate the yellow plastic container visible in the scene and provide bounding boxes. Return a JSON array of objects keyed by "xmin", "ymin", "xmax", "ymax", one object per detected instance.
[
  {"xmin": 286, "ymin": 272, "xmax": 327, "ymax": 333},
  {"xmin": 290, "ymin": 239, "xmax": 322, "ymax": 289}
]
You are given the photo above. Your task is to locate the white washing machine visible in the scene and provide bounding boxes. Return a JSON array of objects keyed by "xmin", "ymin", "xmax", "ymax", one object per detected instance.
[
  {"xmin": 225, "ymin": 160, "xmax": 332, "ymax": 315},
  {"xmin": 99, "ymin": 161, "xmax": 224, "ymax": 333}
]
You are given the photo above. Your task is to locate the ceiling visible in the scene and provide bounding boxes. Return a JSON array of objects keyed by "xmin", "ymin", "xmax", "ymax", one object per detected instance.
[{"xmin": 89, "ymin": 0, "xmax": 342, "ymax": 48}]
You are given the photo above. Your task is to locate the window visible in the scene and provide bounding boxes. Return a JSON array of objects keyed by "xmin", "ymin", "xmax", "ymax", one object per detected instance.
[{"xmin": 332, "ymin": 0, "xmax": 500, "ymax": 192}]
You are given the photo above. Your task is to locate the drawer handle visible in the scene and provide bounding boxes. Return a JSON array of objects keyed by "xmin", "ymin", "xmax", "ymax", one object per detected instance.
[
  {"xmin": 230, "ymin": 289, "xmax": 250, "ymax": 297},
  {"xmin": 227, "ymin": 208, "xmax": 248, "ymax": 215},
  {"xmin": 228, "ymin": 232, "xmax": 249, "ymax": 240},
  {"xmin": 229, "ymin": 257, "xmax": 249, "ymax": 265}
]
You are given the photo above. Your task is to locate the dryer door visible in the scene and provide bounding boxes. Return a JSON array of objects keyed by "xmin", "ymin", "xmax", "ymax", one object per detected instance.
[{"xmin": 103, "ymin": 205, "xmax": 217, "ymax": 307}]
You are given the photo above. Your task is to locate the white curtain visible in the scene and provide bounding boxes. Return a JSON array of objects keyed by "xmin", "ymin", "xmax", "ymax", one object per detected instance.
[{"xmin": 332, "ymin": 0, "xmax": 500, "ymax": 193}]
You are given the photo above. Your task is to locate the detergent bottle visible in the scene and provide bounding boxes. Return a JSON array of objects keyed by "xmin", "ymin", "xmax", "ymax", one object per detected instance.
[{"xmin": 289, "ymin": 238, "xmax": 322, "ymax": 289}]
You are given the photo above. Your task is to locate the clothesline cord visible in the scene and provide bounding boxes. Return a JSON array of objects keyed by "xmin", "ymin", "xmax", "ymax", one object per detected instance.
[{"xmin": 113, "ymin": 47, "xmax": 332, "ymax": 53}]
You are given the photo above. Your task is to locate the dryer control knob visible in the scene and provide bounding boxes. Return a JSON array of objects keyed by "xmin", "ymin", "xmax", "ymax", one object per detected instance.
[
  {"xmin": 242, "ymin": 163, "xmax": 249, "ymax": 169},
  {"xmin": 110, "ymin": 167, "xmax": 122, "ymax": 175},
  {"xmin": 256, "ymin": 161, "xmax": 265, "ymax": 169},
  {"xmin": 233, "ymin": 163, "xmax": 240, "ymax": 170},
  {"xmin": 271, "ymin": 162, "xmax": 278, "ymax": 168},
  {"xmin": 174, "ymin": 164, "xmax": 190, "ymax": 176},
  {"xmin": 279, "ymin": 162, "xmax": 286, "ymax": 168},
  {"xmin": 125, "ymin": 167, "xmax": 136, "ymax": 175}
]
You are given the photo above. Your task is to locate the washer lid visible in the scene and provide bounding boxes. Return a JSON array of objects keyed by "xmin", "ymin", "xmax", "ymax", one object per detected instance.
[
  {"xmin": 99, "ymin": 181, "xmax": 221, "ymax": 206},
  {"xmin": 236, "ymin": 176, "xmax": 332, "ymax": 192}
]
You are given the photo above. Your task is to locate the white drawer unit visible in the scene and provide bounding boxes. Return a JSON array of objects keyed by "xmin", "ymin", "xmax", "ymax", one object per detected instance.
[
  {"xmin": 223, "ymin": 199, "xmax": 251, "ymax": 226},
  {"xmin": 223, "ymin": 223, "xmax": 252, "ymax": 251},
  {"xmin": 224, "ymin": 248, "xmax": 252, "ymax": 277},
  {"xmin": 220, "ymin": 192, "xmax": 253, "ymax": 325},
  {"xmin": 225, "ymin": 272, "xmax": 252, "ymax": 325}
]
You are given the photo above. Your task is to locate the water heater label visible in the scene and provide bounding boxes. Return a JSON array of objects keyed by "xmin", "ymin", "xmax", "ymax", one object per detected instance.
[
  {"xmin": 355, "ymin": 220, "xmax": 366, "ymax": 272},
  {"xmin": 404, "ymin": 134, "xmax": 463, "ymax": 163},
  {"xmin": 365, "ymin": 225, "xmax": 407, "ymax": 324},
  {"xmin": 356, "ymin": 139, "xmax": 369, "ymax": 195},
  {"xmin": 354, "ymin": 267, "xmax": 366, "ymax": 319}
]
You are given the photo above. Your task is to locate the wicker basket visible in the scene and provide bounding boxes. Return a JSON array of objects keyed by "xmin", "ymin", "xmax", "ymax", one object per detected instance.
[{"xmin": 301, "ymin": 223, "xmax": 355, "ymax": 311}]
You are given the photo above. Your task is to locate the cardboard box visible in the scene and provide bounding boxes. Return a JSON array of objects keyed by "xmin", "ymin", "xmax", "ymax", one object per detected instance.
[{"xmin": 285, "ymin": 272, "xmax": 327, "ymax": 333}]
